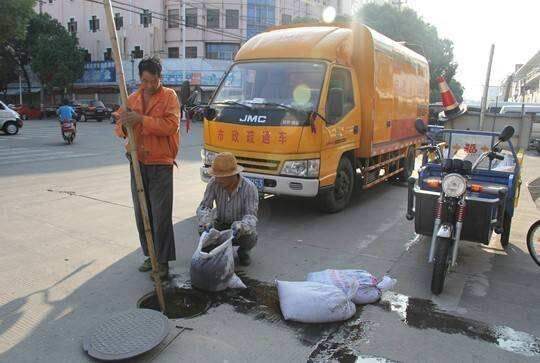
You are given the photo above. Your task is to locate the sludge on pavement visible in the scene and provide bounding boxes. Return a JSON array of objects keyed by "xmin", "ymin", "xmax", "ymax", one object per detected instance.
[{"xmin": 137, "ymin": 274, "xmax": 540, "ymax": 360}]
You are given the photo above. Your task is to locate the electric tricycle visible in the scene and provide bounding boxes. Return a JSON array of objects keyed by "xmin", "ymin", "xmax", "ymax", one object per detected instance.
[{"xmin": 406, "ymin": 120, "xmax": 521, "ymax": 294}]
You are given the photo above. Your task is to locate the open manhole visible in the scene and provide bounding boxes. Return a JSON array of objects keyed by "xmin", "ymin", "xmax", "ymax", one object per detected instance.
[{"xmin": 138, "ymin": 288, "xmax": 212, "ymax": 319}]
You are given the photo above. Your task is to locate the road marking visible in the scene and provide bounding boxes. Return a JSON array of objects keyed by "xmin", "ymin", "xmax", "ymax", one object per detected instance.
[{"xmin": 0, "ymin": 153, "xmax": 102, "ymax": 166}]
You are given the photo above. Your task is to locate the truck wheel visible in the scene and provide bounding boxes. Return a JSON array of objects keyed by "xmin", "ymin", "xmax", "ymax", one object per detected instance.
[
  {"xmin": 500, "ymin": 212, "xmax": 512, "ymax": 248},
  {"xmin": 391, "ymin": 146, "xmax": 415, "ymax": 182},
  {"xmin": 3, "ymin": 122, "xmax": 19, "ymax": 135},
  {"xmin": 319, "ymin": 157, "xmax": 354, "ymax": 213},
  {"xmin": 431, "ymin": 237, "xmax": 451, "ymax": 295}
]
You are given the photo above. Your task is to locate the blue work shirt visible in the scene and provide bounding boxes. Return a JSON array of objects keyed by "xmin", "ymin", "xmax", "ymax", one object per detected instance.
[{"xmin": 57, "ymin": 105, "xmax": 76, "ymax": 122}]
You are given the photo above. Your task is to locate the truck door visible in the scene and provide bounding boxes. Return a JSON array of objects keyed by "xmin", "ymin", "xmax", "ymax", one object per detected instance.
[{"xmin": 320, "ymin": 66, "xmax": 358, "ymax": 186}]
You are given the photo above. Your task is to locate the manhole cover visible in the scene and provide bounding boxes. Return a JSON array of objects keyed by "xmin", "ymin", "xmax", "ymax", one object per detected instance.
[
  {"xmin": 528, "ymin": 177, "xmax": 540, "ymax": 203},
  {"xmin": 83, "ymin": 309, "xmax": 169, "ymax": 361},
  {"xmin": 138, "ymin": 288, "xmax": 211, "ymax": 319}
]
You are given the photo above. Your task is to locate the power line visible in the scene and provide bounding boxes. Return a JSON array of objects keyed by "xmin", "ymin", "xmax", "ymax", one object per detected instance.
[{"xmin": 109, "ymin": 0, "xmax": 248, "ymax": 41}]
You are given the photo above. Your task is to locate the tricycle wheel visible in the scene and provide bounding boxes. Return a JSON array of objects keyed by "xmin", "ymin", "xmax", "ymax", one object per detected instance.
[
  {"xmin": 500, "ymin": 212, "xmax": 512, "ymax": 248},
  {"xmin": 527, "ymin": 220, "xmax": 540, "ymax": 266},
  {"xmin": 431, "ymin": 237, "xmax": 451, "ymax": 295}
]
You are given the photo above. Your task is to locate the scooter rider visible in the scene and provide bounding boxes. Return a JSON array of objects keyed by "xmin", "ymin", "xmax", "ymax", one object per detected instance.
[{"xmin": 57, "ymin": 99, "xmax": 77, "ymax": 125}]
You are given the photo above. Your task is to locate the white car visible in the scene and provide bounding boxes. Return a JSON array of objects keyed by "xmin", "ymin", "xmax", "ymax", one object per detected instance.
[{"xmin": 0, "ymin": 100, "xmax": 23, "ymax": 135}]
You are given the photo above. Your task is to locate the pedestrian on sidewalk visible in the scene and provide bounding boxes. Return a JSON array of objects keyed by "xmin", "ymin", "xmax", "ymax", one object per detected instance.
[
  {"xmin": 114, "ymin": 56, "xmax": 180, "ymax": 280},
  {"xmin": 197, "ymin": 153, "xmax": 259, "ymax": 266}
]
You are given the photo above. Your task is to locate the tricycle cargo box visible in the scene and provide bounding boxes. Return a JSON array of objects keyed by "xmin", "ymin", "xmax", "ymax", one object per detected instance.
[{"xmin": 414, "ymin": 190, "xmax": 497, "ymax": 244}]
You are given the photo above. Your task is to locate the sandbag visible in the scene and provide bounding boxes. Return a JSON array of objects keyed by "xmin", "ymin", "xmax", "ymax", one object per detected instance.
[
  {"xmin": 190, "ymin": 229, "xmax": 246, "ymax": 292},
  {"xmin": 276, "ymin": 280, "xmax": 357, "ymax": 323},
  {"xmin": 306, "ymin": 269, "xmax": 396, "ymax": 305}
]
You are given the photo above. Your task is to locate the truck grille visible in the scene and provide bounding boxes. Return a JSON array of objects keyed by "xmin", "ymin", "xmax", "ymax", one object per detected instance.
[{"xmin": 236, "ymin": 156, "xmax": 280, "ymax": 172}]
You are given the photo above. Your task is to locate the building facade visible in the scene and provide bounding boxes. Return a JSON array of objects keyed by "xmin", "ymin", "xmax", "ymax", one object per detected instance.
[
  {"xmin": 35, "ymin": 0, "xmax": 352, "ymax": 101},
  {"xmin": 500, "ymin": 51, "xmax": 540, "ymax": 104}
]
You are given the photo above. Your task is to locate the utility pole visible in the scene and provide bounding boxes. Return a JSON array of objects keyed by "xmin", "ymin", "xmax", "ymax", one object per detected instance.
[
  {"xmin": 181, "ymin": 1, "xmax": 186, "ymax": 82},
  {"xmin": 39, "ymin": 0, "xmax": 42, "ymax": 14},
  {"xmin": 479, "ymin": 44, "xmax": 495, "ymax": 130},
  {"xmin": 18, "ymin": 73, "xmax": 22, "ymax": 105}
]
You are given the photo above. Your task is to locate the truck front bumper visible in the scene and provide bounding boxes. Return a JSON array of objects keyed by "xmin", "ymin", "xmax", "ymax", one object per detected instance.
[{"xmin": 200, "ymin": 166, "xmax": 319, "ymax": 197}]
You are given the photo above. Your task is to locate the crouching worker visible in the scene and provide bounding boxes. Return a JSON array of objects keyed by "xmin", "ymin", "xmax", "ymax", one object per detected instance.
[{"xmin": 197, "ymin": 152, "xmax": 259, "ymax": 266}]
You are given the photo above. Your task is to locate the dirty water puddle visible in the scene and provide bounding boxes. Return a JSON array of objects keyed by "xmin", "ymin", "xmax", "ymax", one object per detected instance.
[
  {"xmin": 137, "ymin": 276, "xmax": 539, "ymax": 359},
  {"xmin": 379, "ymin": 291, "xmax": 540, "ymax": 357}
]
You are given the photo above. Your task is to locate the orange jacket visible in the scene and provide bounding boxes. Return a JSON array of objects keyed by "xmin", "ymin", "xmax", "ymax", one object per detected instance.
[{"xmin": 115, "ymin": 86, "xmax": 180, "ymax": 165}]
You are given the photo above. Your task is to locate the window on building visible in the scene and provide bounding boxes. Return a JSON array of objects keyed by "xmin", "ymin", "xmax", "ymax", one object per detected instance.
[
  {"xmin": 114, "ymin": 13, "xmax": 123, "ymax": 30},
  {"xmin": 82, "ymin": 49, "xmax": 91, "ymax": 62},
  {"xmin": 205, "ymin": 43, "xmax": 240, "ymax": 60},
  {"xmin": 207, "ymin": 9, "xmax": 220, "ymax": 28},
  {"xmin": 104, "ymin": 48, "xmax": 112, "ymax": 61},
  {"xmin": 325, "ymin": 67, "xmax": 355, "ymax": 124},
  {"xmin": 168, "ymin": 47, "xmax": 180, "ymax": 58},
  {"xmin": 185, "ymin": 46, "xmax": 198, "ymax": 59},
  {"xmin": 89, "ymin": 16, "xmax": 99, "ymax": 32},
  {"xmin": 132, "ymin": 46, "xmax": 144, "ymax": 59},
  {"xmin": 168, "ymin": 9, "xmax": 180, "ymax": 28},
  {"xmin": 67, "ymin": 18, "xmax": 77, "ymax": 33},
  {"xmin": 225, "ymin": 9, "xmax": 239, "ymax": 29},
  {"xmin": 186, "ymin": 8, "xmax": 197, "ymax": 28},
  {"xmin": 247, "ymin": 2, "xmax": 275, "ymax": 38},
  {"xmin": 140, "ymin": 9, "xmax": 152, "ymax": 28},
  {"xmin": 281, "ymin": 14, "xmax": 291, "ymax": 24},
  {"xmin": 48, "ymin": 0, "xmax": 53, "ymax": 3}
]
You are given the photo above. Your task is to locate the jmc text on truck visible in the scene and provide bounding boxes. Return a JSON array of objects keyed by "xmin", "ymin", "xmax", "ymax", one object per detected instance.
[{"xmin": 201, "ymin": 23, "xmax": 429, "ymax": 212}]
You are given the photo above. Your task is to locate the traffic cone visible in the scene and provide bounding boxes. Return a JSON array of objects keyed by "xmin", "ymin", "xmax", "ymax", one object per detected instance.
[{"xmin": 437, "ymin": 76, "xmax": 467, "ymax": 121}]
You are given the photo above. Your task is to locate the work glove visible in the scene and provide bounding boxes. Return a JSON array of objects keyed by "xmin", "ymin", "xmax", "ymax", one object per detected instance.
[
  {"xmin": 231, "ymin": 221, "xmax": 243, "ymax": 237},
  {"xmin": 199, "ymin": 223, "xmax": 212, "ymax": 234}
]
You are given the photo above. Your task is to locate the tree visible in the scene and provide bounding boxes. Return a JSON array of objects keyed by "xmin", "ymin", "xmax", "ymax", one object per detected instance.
[
  {"xmin": 356, "ymin": 3, "xmax": 464, "ymax": 102},
  {"xmin": 0, "ymin": 50, "xmax": 18, "ymax": 96},
  {"xmin": 0, "ymin": 0, "xmax": 37, "ymax": 94},
  {"xmin": 27, "ymin": 14, "xmax": 85, "ymax": 101},
  {"xmin": 0, "ymin": 0, "xmax": 36, "ymax": 45}
]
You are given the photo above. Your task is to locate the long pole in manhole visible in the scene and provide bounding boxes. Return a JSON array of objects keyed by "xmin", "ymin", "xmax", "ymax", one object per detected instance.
[{"xmin": 102, "ymin": 0, "xmax": 166, "ymax": 313}]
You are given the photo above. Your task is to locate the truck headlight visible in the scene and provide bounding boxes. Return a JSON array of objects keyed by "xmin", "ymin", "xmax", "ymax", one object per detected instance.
[
  {"xmin": 282, "ymin": 159, "xmax": 320, "ymax": 178},
  {"xmin": 442, "ymin": 173, "xmax": 466, "ymax": 197},
  {"xmin": 201, "ymin": 149, "xmax": 217, "ymax": 165}
]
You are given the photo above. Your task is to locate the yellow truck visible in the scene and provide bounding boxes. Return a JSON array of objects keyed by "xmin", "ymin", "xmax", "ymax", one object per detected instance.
[{"xmin": 200, "ymin": 23, "xmax": 429, "ymax": 212}]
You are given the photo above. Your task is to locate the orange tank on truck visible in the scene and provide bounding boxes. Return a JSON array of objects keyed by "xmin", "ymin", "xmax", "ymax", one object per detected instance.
[{"xmin": 200, "ymin": 23, "xmax": 429, "ymax": 212}]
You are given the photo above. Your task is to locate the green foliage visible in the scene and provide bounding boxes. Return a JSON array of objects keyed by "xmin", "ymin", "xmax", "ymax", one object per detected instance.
[
  {"xmin": 0, "ymin": 50, "xmax": 18, "ymax": 93},
  {"xmin": 357, "ymin": 3, "xmax": 464, "ymax": 102},
  {"xmin": 0, "ymin": 0, "xmax": 36, "ymax": 45},
  {"xmin": 28, "ymin": 14, "xmax": 85, "ymax": 94}
]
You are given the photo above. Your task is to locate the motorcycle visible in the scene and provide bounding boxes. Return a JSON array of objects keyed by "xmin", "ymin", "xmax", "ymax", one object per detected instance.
[
  {"xmin": 407, "ymin": 119, "xmax": 520, "ymax": 294},
  {"xmin": 60, "ymin": 120, "xmax": 76, "ymax": 144}
]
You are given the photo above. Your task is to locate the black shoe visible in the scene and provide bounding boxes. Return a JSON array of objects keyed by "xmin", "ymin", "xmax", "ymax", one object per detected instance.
[{"xmin": 238, "ymin": 252, "xmax": 251, "ymax": 266}]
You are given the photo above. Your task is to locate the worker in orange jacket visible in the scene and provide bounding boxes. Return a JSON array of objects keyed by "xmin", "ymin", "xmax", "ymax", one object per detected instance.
[{"xmin": 115, "ymin": 56, "xmax": 180, "ymax": 280}]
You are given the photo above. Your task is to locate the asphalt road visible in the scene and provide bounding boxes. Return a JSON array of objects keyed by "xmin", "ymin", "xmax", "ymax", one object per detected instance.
[{"xmin": 0, "ymin": 119, "xmax": 539, "ymax": 362}]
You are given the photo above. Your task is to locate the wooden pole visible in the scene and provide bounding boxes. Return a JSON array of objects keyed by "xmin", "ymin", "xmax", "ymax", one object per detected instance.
[{"xmin": 103, "ymin": 0, "xmax": 166, "ymax": 313}]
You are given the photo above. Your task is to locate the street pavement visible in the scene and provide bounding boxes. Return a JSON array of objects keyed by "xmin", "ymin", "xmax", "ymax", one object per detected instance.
[{"xmin": 0, "ymin": 119, "xmax": 539, "ymax": 362}]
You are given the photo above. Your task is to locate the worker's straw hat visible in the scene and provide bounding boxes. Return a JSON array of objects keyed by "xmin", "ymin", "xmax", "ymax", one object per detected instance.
[{"xmin": 209, "ymin": 152, "xmax": 244, "ymax": 177}]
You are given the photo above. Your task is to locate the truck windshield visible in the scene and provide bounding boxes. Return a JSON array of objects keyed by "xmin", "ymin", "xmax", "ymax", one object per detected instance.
[{"xmin": 211, "ymin": 61, "xmax": 326, "ymax": 126}]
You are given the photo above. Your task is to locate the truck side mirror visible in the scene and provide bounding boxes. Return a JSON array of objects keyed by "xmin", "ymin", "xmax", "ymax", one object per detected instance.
[
  {"xmin": 204, "ymin": 107, "xmax": 217, "ymax": 121},
  {"xmin": 414, "ymin": 118, "xmax": 428, "ymax": 135},
  {"xmin": 498, "ymin": 125, "xmax": 514, "ymax": 142},
  {"xmin": 327, "ymin": 88, "xmax": 344, "ymax": 121}
]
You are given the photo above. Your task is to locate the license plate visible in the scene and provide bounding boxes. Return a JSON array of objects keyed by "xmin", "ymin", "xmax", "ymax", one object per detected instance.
[{"xmin": 246, "ymin": 176, "xmax": 264, "ymax": 191}]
